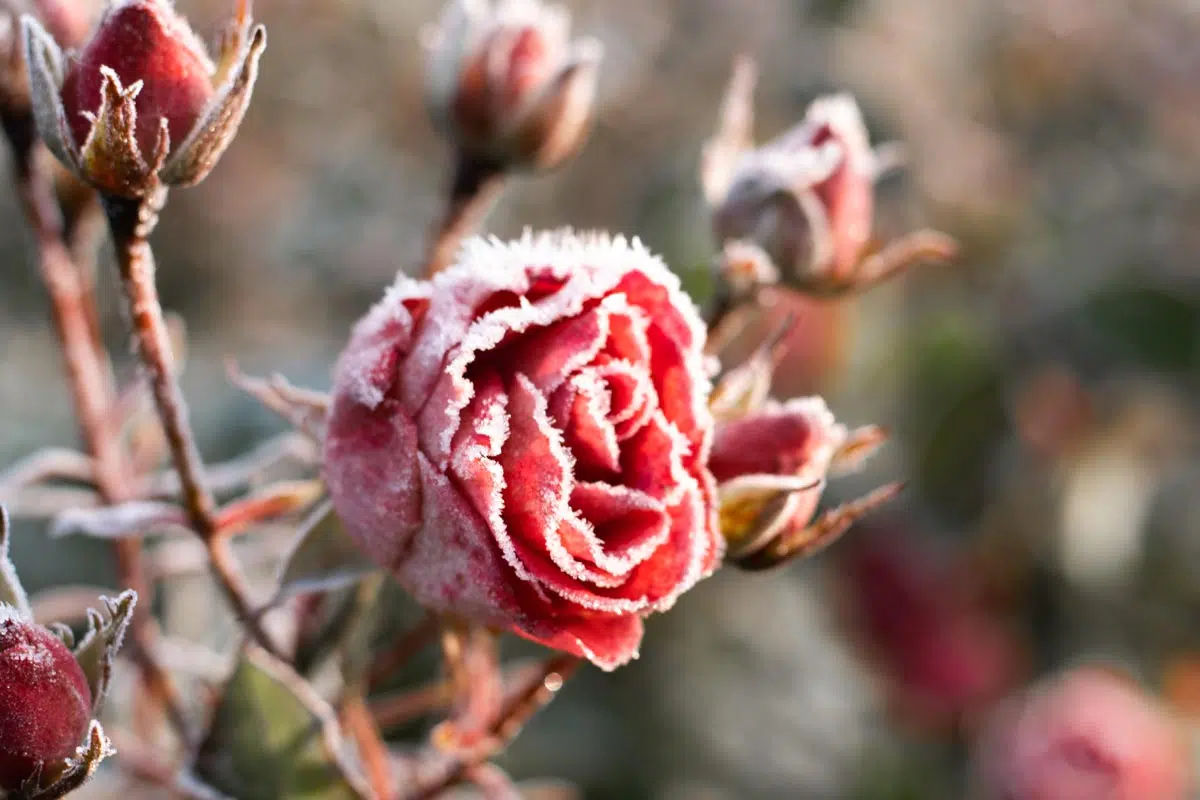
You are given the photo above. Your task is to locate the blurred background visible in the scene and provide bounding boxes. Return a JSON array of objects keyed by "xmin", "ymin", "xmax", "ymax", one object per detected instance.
[{"xmin": 4, "ymin": 0, "xmax": 1200, "ymax": 797}]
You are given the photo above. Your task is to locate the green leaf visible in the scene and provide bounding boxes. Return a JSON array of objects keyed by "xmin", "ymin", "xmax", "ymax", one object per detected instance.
[
  {"xmin": 274, "ymin": 500, "xmax": 376, "ymax": 603},
  {"xmin": 72, "ymin": 589, "xmax": 136, "ymax": 715},
  {"xmin": 191, "ymin": 646, "xmax": 369, "ymax": 800},
  {"xmin": 0, "ymin": 505, "xmax": 31, "ymax": 618}
]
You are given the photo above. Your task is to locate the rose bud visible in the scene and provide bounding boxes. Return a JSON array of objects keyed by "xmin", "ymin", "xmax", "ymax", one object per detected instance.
[
  {"xmin": 424, "ymin": 0, "xmax": 602, "ymax": 172},
  {"xmin": 973, "ymin": 666, "xmax": 1192, "ymax": 800},
  {"xmin": 324, "ymin": 230, "xmax": 721, "ymax": 670},
  {"xmin": 836, "ymin": 526, "xmax": 1023, "ymax": 734},
  {"xmin": 708, "ymin": 395, "xmax": 893, "ymax": 568},
  {"xmin": 1, "ymin": 0, "xmax": 96, "ymax": 124},
  {"xmin": 0, "ymin": 606, "xmax": 92, "ymax": 791},
  {"xmin": 702, "ymin": 56, "xmax": 956, "ymax": 297},
  {"xmin": 22, "ymin": 0, "xmax": 267, "ymax": 198}
]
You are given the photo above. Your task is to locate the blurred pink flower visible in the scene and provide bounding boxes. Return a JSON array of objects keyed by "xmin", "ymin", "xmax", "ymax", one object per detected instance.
[
  {"xmin": 323, "ymin": 231, "xmax": 721, "ymax": 670},
  {"xmin": 837, "ymin": 527, "xmax": 1023, "ymax": 733},
  {"xmin": 975, "ymin": 666, "xmax": 1191, "ymax": 800},
  {"xmin": 424, "ymin": 0, "xmax": 601, "ymax": 171}
]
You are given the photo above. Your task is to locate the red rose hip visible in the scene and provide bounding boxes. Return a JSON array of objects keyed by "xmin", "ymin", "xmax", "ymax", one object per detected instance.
[{"xmin": 0, "ymin": 612, "xmax": 91, "ymax": 790}]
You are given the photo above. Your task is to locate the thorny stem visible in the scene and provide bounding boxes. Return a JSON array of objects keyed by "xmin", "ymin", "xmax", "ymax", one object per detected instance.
[
  {"xmin": 2, "ymin": 117, "xmax": 192, "ymax": 744},
  {"xmin": 342, "ymin": 693, "xmax": 397, "ymax": 800},
  {"xmin": 403, "ymin": 654, "xmax": 582, "ymax": 800},
  {"xmin": 102, "ymin": 190, "xmax": 284, "ymax": 659},
  {"xmin": 423, "ymin": 154, "xmax": 505, "ymax": 278}
]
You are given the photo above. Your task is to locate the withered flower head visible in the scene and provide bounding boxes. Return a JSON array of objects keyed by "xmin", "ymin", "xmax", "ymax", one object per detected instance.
[
  {"xmin": 424, "ymin": 0, "xmax": 602, "ymax": 171},
  {"xmin": 22, "ymin": 0, "xmax": 267, "ymax": 198}
]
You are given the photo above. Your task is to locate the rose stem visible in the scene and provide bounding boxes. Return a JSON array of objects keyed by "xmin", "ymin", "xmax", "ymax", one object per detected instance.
[
  {"xmin": 2, "ymin": 115, "xmax": 193, "ymax": 743},
  {"xmin": 101, "ymin": 189, "xmax": 283, "ymax": 659},
  {"xmin": 403, "ymin": 654, "xmax": 582, "ymax": 800},
  {"xmin": 422, "ymin": 153, "xmax": 505, "ymax": 278}
]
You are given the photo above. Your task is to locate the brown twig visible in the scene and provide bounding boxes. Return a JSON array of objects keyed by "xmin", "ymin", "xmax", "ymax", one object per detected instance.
[
  {"xmin": 3, "ymin": 121, "xmax": 192, "ymax": 745},
  {"xmin": 423, "ymin": 154, "xmax": 505, "ymax": 278},
  {"xmin": 102, "ymin": 190, "xmax": 284, "ymax": 659},
  {"xmin": 371, "ymin": 679, "xmax": 456, "ymax": 732},
  {"xmin": 403, "ymin": 654, "xmax": 582, "ymax": 800},
  {"xmin": 341, "ymin": 693, "xmax": 397, "ymax": 800}
]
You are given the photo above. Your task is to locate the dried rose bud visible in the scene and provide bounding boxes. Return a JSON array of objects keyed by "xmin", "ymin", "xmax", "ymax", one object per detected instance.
[
  {"xmin": 974, "ymin": 666, "xmax": 1191, "ymax": 800},
  {"xmin": 424, "ymin": 0, "xmax": 602, "ymax": 171},
  {"xmin": 324, "ymin": 231, "xmax": 720, "ymax": 670},
  {"xmin": 22, "ymin": 0, "xmax": 267, "ymax": 197},
  {"xmin": 0, "ymin": 607, "xmax": 92, "ymax": 791},
  {"xmin": 703, "ymin": 57, "xmax": 956, "ymax": 296}
]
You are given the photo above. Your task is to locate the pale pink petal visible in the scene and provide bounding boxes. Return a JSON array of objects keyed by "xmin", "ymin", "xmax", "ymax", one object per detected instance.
[
  {"xmin": 393, "ymin": 453, "xmax": 526, "ymax": 627},
  {"xmin": 332, "ymin": 279, "xmax": 431, "ymax": 410}
]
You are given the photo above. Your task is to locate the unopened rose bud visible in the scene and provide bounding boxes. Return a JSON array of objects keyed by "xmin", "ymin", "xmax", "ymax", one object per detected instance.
[
  {"xmin": 1, "ymin": 0, "xmax": 96, "ymax": 122},
  {"xmin": 703, "ymin": 57, "xmax": 956, "ymax": 297},
  {"xmin": 974, "ymin": 666, "xmax": 1191, "ymax": 800},
  {"xmin": 0, "ymin": 607, "xmax": 92, "ymax": 791},
  {"xmin": 424, "ymin": 0, "xmax": 602, "ymax": 171},
  {"xmin": 22, "ymin": 0, "xmax": 267, "ymax": 197}
]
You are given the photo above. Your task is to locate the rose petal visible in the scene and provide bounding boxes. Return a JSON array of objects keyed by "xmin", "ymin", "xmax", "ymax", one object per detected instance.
[
  {"xmin": 517, "ymin": 610, "xmax": 644, "ymax": 672},
  {"xmin": 393, "ymin": 453, "xmax": 525, "ymax": 627},
  {"xmin": 332, "ymin": 279, "xmax": 431, "ymax": 410},
  {"xmin": 709, "ymin": 396, "xmax": 846, "ymax": 483},
  {"xmin": 323, "ymin": 396, "xmax": 423, "ymax": 573},
  {"xmin": 500, "ymin": 302, "xmax": 610, "ymax": 394},
  {"xmin": 550, "ymin": 371, "xmax": 620, "ymax": 475},
  {"xmin": 571, "ymin": 481, "xmax": 669, "ymax": 572}
]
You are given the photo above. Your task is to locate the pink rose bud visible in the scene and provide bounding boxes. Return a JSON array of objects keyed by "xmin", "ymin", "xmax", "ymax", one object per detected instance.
[
  {"xmin": 974, "ymin": 666, "xmax": 1192, "ymax": 800},
  {"xmin": 323, "ymin": 231, "xmax": 721, "ymax": 670},
  {"xmin": 708, "ymin": 396, "xmax": 891, "ymax": 567},
  {"xmin": 22, "ymin": 0, "xmax": 267, "ymax": 197},
  {"xmin": 838, "ymin": 528, "xmax": 1022, "ymax": 733},
  {"xmin": 0, "ymin": 608, "xmax": 92, "ymax": 790},
  {"xmin": 703, "ymin": 57, "xmax": 956, "ymax": 297},
  {"xmin": 424, "ymin": 0, "xmax": 602, "ymax": 171}
]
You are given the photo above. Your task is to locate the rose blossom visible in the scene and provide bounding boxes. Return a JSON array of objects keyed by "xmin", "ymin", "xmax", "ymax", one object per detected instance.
[
  {"xmin": 323, "ymin": 231, "xmax": 720, "ymax": 670},
  {"xmin": 973, "ymin": 666, "xmax": 1191, "ymax": 800}
]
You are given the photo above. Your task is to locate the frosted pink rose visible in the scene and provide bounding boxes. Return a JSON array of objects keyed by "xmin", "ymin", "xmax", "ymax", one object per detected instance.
[
  {"xmin": 323, "ymin": 232, "xmax": 720, "ymax": 670},
  {"xmin": 975, "ymin": 666, "xmax": 1191, "ymax": 800}
]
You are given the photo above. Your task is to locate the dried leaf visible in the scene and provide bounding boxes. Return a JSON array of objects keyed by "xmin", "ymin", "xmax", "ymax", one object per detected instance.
[
  {"xmin": 0, "ymin": 505, "xmax": 31, "ymax": 617},
  {"xmin": 274, "ymin": 500, "xmax": 376, "ymax": 603},
  {"xmin": 72, "ymin": 589, "xmax": 137, "ymax": 714},
  {"xmin": 191, "ymin": 646, "xmax": 369, "ymax": 800}
]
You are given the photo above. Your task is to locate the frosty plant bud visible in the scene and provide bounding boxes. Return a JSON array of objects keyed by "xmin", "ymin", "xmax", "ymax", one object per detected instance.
[
  {"xmin": 0, "ymin": 507, "xmax": 128, "ymax": 795},
  {"xmin": 22, "ymin": 0, "xmax": 267, "ymax": 198},
  {"xmin": 1, "ymin": 0, "xmax": 96, "ymax": 121},
  {"xmin": 0, "ymin": 608, "xmax": 92, "ymax": 791},
  {"xmin": 702, "ymin": 56, "xmax": 956, "ymax": 297},
  {"xmin": 424, "ymin": 0, "xmax": 602, "ymax": 171}
]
